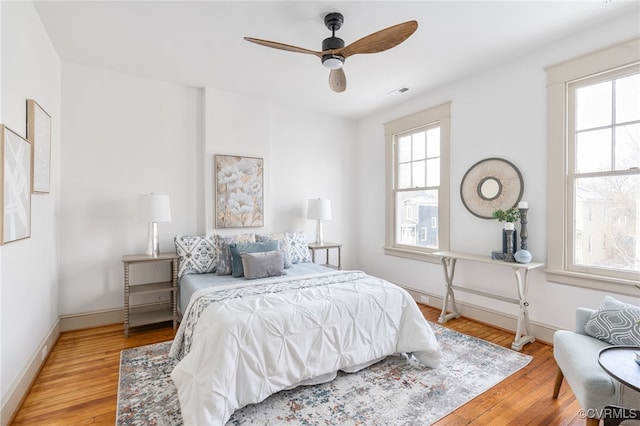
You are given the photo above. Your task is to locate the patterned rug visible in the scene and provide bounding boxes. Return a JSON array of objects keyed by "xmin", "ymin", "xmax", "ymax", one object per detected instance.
[{"xmin": 117, "ymin": 322, "xmax": 531, "ymax": 425}]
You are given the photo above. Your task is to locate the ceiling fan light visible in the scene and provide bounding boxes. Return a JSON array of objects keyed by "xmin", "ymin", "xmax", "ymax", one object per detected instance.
[{"xmin": 322, "ymin": 54, "xmax": 344, "ymax": 70}]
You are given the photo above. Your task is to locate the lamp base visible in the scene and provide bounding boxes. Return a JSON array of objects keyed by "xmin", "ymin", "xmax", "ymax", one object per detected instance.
[
  {"xmin": 315, "ymin": 220, "xmax": 325, "ymax": 245},
  {"xmin": 146, "ymin": 222, "xmax": 160, "ymax": 257}
]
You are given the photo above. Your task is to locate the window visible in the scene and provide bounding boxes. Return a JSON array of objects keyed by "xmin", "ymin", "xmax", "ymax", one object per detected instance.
[
  {"xmin": 546, "ymin": 38, "xmax": 639, "ymax": 294},
  {"xmin": 384, "ymin": 103, "xmax": 450, "ymax": 262}
]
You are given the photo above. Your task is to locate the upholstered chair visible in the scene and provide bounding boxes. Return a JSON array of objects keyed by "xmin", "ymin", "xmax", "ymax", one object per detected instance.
[{"xmin": 552, "ymin": 297, "xmax": 640, "ymax": 426}]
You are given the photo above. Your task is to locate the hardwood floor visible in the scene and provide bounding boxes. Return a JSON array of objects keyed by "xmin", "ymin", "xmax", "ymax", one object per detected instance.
[{"xmin": 11, "ymin": 304, "xmax": 586, "ymax": 425}]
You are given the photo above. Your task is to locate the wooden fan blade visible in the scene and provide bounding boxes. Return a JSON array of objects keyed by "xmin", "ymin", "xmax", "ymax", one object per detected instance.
[
  {"xmin": 338, "ymin": 21, "xmax": 418, "ymax": 58},
  {"xmin": 244, "ymin": 37, "xmax": 323, "ymax": 58},
  {"xmin": 329, "ymin": 68, "xmax": 346, "ymax": 93}
]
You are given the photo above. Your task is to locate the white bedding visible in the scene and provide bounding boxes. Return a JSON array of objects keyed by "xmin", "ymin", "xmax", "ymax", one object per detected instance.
[{"xmin": 169, "ymin": 269, "xmax": 442, "ymax": 425}]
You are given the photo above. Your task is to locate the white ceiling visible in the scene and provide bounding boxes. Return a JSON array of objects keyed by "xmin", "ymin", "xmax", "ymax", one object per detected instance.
[{"xmin": 33, "ymin": 0, "xmax": 639, "ymax": 121}]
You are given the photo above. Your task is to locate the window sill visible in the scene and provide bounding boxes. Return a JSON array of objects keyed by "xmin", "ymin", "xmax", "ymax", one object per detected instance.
[
  {"xmin": 383, "ymin": 246, "xmax": 441, "ymax": 265},
  {"xmin": 545, "ymin": 269, "xmax": 638, "ymax": 297}
]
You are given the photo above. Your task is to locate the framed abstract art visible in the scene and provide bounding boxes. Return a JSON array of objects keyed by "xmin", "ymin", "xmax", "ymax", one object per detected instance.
[
  {"xmin": 1, "ymin": 125, "xmax": 32, "ymax": 244},
  {"xmin": 215, "ymin": 155, "xmax": 264, "ymax": 228},
  {"xmin": 27, "ymin": 99, "xmax": 52, "ymax": 194}
]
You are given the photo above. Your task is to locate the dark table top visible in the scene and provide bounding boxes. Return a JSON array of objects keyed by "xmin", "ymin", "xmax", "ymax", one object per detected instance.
[{"xmin": 598, "ymin": 345, "xmax": 640, "ymax": 393}]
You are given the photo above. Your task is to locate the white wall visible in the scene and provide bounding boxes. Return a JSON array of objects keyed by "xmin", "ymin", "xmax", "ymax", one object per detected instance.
[
  {"xmin": 57, "ymin": 71, "xmax": 358, "ymax": 318},
  {"xmin": 204, "ymin": 88, "xmax": 358, "ymax": 267},
  {"xmin": 355, "ymin": 12, "xmax": 640, "ymax": 333},
  {"xmin": 59, "ymin": 62, "xmax": 200, "ymax": 315},
  {"xmin": 0, "ymin": 0, "xmax": 61, "ymax": 413}
]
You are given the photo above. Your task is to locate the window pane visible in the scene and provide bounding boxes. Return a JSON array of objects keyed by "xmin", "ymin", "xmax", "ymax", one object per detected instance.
[
  {"xmin": 412, "ymin": 132, "xmax": 426, "ymax": 160},
  {"xmin": 426, "ymin": 127, "xmax": 440, "ymax": 158},
  {"xmin": 398, "ymin": 163, "xmax": 411, "ymax": 189},
  {"xmin": 426, "ymin": 158, "xmax": 440, "ymax": 186},
  {"xmin": 576, "ymin": 128, "xmax": 612, "ymax": 173},
  {"xmin": 398, "ymin": 136, "xmax": 411, "ymax": 163},
  {"xmin": 576, "ymin": 81, "xmax": 612, "ymax": 131},
  {"xmin": 412, "ymin": 160, "xmax": 425, "ymax": 187},
  {"xmin": 615, "ymin": 123, "xmax": 640, "ymax": 170},
  {"xmin": 396, "ymin": 189, "xmax": 439, "ymax": 248},
  {"xmin": 574, "ymin": 174, "xmax": 639, "ymax": 273},
  {"xmin": 615, "ymin": 73, "xmax": 640, "ymax": 124}
]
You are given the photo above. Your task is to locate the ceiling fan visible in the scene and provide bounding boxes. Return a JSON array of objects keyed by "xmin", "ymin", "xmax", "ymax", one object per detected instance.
[{"xmin": 244, "ymin": 13, "xmax": 418, "ymax": 93}]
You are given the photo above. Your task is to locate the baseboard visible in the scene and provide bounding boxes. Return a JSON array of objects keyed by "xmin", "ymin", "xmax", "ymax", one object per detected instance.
[
  {"xmin": 1, "ymin": 319, "xmax": 60, "ymax": 426},
  {"xmin": 404, "ymin": 286, "xmax": 556, "ymax": 345},
  {"xmin": 58, "ymin": 302, "xmax": 172, "ymax": 332},
  {"xmin": 59, "ymin": 307, "xmax": 123, "ymax": 332}
]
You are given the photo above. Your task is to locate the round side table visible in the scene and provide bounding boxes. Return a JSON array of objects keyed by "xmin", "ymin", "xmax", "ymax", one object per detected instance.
[{"xmin": 597, "ymin": 345, "xmax": 640, "ymax": 426}]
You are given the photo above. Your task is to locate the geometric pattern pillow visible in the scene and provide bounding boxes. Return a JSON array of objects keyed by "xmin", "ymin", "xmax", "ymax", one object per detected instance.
[
  {"xmin": 584, "ymin": 296, "xmax": 640, "ymax": 346},
  {"xmin": 256, "ymin": 233, "xmax": 293, "ymax": 268},
  {"xmin": 215, "ymin": 233, "xmax": 256, "ymax": 276},
  {"xmin": 174, "ymin": 235, "xmax": 218, "ymax": 280},
  {"xmin": 286, "ymin": 231, "xmax": 312, "ymax": 264}
]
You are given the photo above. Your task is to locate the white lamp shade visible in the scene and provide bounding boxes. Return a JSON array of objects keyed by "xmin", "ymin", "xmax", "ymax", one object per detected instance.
[
  {"xmin": 307, "ymin": 198, "xmax": 332, "ymax": 221},
  {"xmin": 138, "ymin": 194, "xmax": 172, "ymax": 222}
]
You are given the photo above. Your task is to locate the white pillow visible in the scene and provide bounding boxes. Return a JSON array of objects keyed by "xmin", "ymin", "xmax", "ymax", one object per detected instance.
[
  {"xmin": 286, "ymin": 231, "xmax": 312, "ymax": 264},
  {"xmin": 174, "ymin": 235, "xmax": 217, "ymax": 279}
]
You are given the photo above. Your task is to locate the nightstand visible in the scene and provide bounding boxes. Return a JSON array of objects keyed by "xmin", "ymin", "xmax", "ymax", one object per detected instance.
[
  {"xmin": 122, "ymin": 252, "xmax": 179, "ymax": 337},
  {"xmin": 308, "ymin": 242, "xmax": 342, "ymax": 270}
]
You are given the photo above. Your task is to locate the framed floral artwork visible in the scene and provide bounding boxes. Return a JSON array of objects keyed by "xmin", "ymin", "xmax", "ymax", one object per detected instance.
[
  {"xmin": 215, "ymin": 155, "xmax": 264, "ymax": 228},
  {"xmin": 27, "ymin": 99, "xmax": 52, "ymax": 194},
  {"xmin": 1, "ymin": 125, "xmax": 32, "ymax": 244}
]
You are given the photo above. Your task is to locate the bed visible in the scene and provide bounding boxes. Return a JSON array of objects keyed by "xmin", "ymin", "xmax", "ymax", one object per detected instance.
[{"xmin": 168, "ymin": 233, "xmax": 442, "ymax": 425}]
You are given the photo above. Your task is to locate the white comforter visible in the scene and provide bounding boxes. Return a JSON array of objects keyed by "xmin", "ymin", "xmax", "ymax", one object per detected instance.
[{"xmin": 169, "ymin": 270, "xmax": 442, "ymax": 425}]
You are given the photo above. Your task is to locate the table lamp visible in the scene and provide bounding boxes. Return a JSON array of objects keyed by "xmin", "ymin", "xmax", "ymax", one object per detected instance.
[
  {"xmin": 307, "ymin": 198, "xmax": 332, "ymax": 245},
  {"xmin": 138, "ymin": 193, "xmax": 172, "ymax": 257}
]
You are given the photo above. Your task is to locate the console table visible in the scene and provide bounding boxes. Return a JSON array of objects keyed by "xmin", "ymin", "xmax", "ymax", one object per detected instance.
[{"xmin": 431, "ymin": 251, "xmax": 544, "ymax": 351}]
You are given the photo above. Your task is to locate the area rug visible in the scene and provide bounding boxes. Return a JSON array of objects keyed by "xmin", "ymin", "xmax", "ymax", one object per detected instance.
[{"xmin": 116, "ymin": 323, "xmax": 531, "ymax": 425}]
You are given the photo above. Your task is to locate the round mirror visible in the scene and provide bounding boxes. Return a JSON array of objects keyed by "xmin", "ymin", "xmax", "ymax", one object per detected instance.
[
  {"xmin": 460, "ymin": 158, "xmax": 523, "ymax": 219},
  {"xmin": 478, "ymin": 177, "xmax": 501, "ymax": 200}
]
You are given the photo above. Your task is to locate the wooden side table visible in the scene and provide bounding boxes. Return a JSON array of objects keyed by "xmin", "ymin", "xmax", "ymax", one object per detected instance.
[
  {"xmin": 308, "ymin": 242, "xmax": 342, "ymax": 270},
  {"xmin": 122, "ymin": 252, "xmax": 179, "ymax": 337}
]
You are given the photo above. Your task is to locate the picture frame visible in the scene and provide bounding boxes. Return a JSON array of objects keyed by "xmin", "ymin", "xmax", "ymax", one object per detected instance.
[
  {"xmin": 26, "ymin": 99, "xmax": 52, "ymax": 194},
  {"xmin": 1, "ymin": 125, "xmax": 32, "ymax": 244},
  {"xmin": 215, "ymin": 155, "xmax": 264, "ymax": 228}
]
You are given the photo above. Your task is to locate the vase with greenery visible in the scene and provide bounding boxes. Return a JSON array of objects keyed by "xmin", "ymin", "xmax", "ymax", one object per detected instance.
[
  {"xmin": 492, "ymin": 207, "xmax": 520, "ymax": 257},
  {"xmin": 491, "ymin": 207, "xmax": 520, "ymax": 225}
]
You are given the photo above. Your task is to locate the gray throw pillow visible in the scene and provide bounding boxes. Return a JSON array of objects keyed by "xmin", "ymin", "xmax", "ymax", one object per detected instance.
[
  {"xmin": 241, "ymin": 250, "xmax": 286, "ymax": 280},
  {"xmin": 584, "ymin": 296, "xmax": 640, "ymax": 346},
  {"xmin": 229, "ymin": 240, "xmax": 279, "ymax": 278}
]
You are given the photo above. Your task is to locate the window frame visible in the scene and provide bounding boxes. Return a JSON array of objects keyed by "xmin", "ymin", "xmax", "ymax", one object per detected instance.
[
  {"xmin": 545, "ymin": 37, "xmax": 639, "ymax": 295},
  {"xmin": 384, "ymin": 102, "xmax": 451, "ymax": 263}
]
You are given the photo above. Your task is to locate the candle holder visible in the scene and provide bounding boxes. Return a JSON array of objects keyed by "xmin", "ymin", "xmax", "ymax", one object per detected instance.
[
  {"xmin": 519, "ymin": 207, "xmax": 529, "ymax": 250},
  {"xmin": 514, "ymin": 206, "xmax": 532, "ymax": 263},
  {"xmin": 504, "ymin": 228, "xmax": 515, "ymax": 262}
]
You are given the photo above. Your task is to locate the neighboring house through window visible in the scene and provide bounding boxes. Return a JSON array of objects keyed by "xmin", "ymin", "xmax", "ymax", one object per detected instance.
[
  {"xmin": 384, "ymin": 102, "xmax": 451, "ymax": 262},
  {"xmin": 546, "ymin": 37, "xmax": 639, "ymax": 294}
]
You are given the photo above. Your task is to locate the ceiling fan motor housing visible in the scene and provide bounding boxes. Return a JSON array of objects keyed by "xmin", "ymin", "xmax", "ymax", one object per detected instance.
[{"xmin": 321, "ymin": 13, "xmax": 345, "ymax": 70}]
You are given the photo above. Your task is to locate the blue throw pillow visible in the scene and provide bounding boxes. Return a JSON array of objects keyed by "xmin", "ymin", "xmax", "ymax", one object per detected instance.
[{"xmin": 229, "ymin": 241, "xmax": 279, "ymax": 278}]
